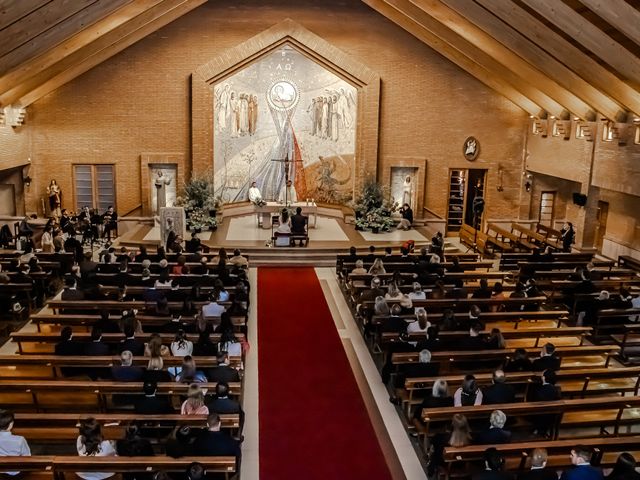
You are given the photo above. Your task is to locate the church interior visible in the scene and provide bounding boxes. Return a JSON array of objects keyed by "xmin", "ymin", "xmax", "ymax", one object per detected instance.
[{"xmin": 0, "ymin": 0, "xmax": 639, "ymax": 479}]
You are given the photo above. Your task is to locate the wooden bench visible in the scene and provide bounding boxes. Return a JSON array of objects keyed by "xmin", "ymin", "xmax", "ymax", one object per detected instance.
[
  {"xmin": 392, "ymin": 344, "xmax": 618, "ymax": 374},
  {"xmin": 619, "ymin": 255, "xmax": 640, "ymax": 272},
  {"xmin": 0, "ymin": 456, "xmax": 236, "ymax": 478},
  {"xmin": 499, "ymin": 252, "xmax": 595, "ymax": 270},
  {"xmin": 459, "ymin": 224, "xmax": 490, "ymax": 257},
  {"xmin": 443, "ymin": 437, "xmax": 640, "ymax": 479},
  {"xmin": 361, "ymin": 296, "xmax": 547, "ymax": 313},
  {"xmin": 0, "ymin": 355, "xmax": 240, "ymax": 378}
]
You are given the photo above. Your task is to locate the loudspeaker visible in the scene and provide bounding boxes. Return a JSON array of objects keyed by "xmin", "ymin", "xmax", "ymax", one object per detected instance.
[
  {"xmin": 472, "ymin": 196, "xmax": 485, "ymax": 215},
  {"xmin": 572, "ymin": 193, "xmax": 587, "ymax": 206}
]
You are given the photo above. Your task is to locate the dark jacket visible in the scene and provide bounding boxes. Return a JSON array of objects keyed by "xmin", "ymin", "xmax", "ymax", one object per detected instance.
[
  {"xmin": 518, "ymin": 468, "xmax": 562, "ymax": 480},
  {"xmin": 474, "ymin": 427, "xmax": 512, "ymax": 445},
  {"xmin": 111, "ymin": 365, "xmax": 145, "ymax": 382},
  {"xmin": 193, "ymin": 430, "xmax": 241, "ymax": 458},
  {"xmin": 483, "ymin": 383, "xmax": 516, "ymax": 405},
  {"xmin": 532, "ymin": 355, "xmax": 561, "ymax": 372},
  {"xmin": 207, "ymin": 365, "xmax": 240, "ymax": 384},
  {"xmin": 134, "ymin": 395, "xmax": 174, "ymax": 415},
  {"xmin": 118, "ymin": 337, "xmax": 145, "ymax": 356},
  {"xmin": 290, "ymin": 214, "xmax": 307, "ymax": 234},
  {"xmin": 84, "ymin": 340, "xmax": 111, "ymax": 356},
  {"xmin": 559, "ymin": 464, "xmax": 603, "ymax": 480}
]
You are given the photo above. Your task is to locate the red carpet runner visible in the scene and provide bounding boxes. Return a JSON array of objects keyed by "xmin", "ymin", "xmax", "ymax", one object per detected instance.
[{"xmin": 258, "ymin": 267, "xmax": 393, "ymax": 479}]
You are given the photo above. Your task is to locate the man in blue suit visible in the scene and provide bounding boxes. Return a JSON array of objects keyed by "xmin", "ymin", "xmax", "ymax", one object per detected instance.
[{"xmin": 560, "ymin": 446, "xmax": 603, "ymax": 480}]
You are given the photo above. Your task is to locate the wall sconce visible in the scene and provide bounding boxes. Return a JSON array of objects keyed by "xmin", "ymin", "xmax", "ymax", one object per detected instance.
[
  {"xmin": 524, "ymin": 181, "xmax": 531, "ymax": 192},
  {"xmin": 23, "ymin": 176, "xmax": 32, "ymax": 187},
  {"xmin": 523, "ymin": 172, "xmax": 533, "ymax": 192},
  {"xmin": 496, "ymin": 165, "xmax": 504, "ymax": 192}
]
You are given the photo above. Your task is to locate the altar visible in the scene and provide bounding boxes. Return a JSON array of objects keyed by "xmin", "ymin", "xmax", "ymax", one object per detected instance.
[{"xmin": 255, "ymin": 201, "xmax": 318, "ymax": 229}]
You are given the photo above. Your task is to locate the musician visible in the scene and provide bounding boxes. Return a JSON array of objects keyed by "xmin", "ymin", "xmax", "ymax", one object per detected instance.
[
  {"xmin": 59, "ymin": 209, "xmax": 76, "ymax": 235},
  {"xmin": 102, "ymin": 206, "xmax": 118, "ymax": 240}
]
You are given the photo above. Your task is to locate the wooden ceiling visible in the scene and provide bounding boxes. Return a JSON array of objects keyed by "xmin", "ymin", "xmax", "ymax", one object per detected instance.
[{"xmin": 0, "ymin": 0, "xmax": 638, "ymax": 121}]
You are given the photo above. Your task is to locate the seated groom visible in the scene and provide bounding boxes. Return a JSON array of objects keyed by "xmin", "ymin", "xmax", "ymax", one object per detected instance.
[{"xmin": 290, "ymin": 207, "xmax": 308, "ymax": 247}]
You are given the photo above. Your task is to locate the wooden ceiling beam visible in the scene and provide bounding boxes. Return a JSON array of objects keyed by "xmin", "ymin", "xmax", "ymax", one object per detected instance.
[
  {"xmin": 0, "ymin": 0, "xmax": 50, "ymax": 31},
  {"xmin": 520, "ymin": 0, "xmax": 640, "ymax": 88},
  {"xmin": 577, "ymin": 0, "xmax": 640, "ymax": 48},
  {"xmin": 440, "ymin": 0, "xmax": 625, "ymax": 121},
  {"xmin": 0, "ymin": 0, "xmax": 132, "ymax": 78},
  {"xmin": 362, "ymin": 0, "xmax": 543, "ymax": 116},
  {"xmin": 0, "ymin": 0, "xmax": 164, "ymax": 102},
  {"xmin": 476, "ymin": 0, "xmax": 640, "ymax": 117},
  {"xmin": 16, "ymin": 0, "xmax": 207, "ymax": 108},
  {"xmin": 0, "ymin": 0, "xmax": 97, "ymax": 58},
  {"xmin": 409, "ymin": 0, "xmax": 595, "ymax": 120},
  {"xmin": 380, "ymin": 0, "xmax": 566, "ymax": 117}
]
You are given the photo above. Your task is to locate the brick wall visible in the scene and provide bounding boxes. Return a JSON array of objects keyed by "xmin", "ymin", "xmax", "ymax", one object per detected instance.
[{"xmin": 23, "ymin": 0, "xmax": 528, "ymax": 220}]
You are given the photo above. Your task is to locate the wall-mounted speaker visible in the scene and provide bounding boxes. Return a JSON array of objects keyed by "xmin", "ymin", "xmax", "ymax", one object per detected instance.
[{"xmin": 572, "ymin": 193, "xmax": 587, "ymax": 206}]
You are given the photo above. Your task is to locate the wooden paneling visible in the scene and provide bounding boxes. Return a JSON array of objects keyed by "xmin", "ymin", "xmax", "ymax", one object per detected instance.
[{"xmin": 0, "ymin": 0, "xmax": 49, "ymax": 31}]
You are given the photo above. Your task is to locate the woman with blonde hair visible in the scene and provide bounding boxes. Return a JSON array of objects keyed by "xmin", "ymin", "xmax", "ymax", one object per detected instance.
[
  {"xmin": 427, "ymin": 412, "xmax": 471, "ymax": 477},
  {"xmin": 143, "ymin": 355, "xmax": 172, "ymax": 383},
  {"xmin": 368, "ymin": 257, "xmax": 386, "ymax": 275},
  {"xmin": 180, "ymin": 383, "xmax": 209, "ymax": 415},
  {"xmin": 144, "ymin": 333, "xmax": 170, "ymax": 357},
  {"xmin": 386, "ymin": 281, "xmax": 413, "ymax": 309}
]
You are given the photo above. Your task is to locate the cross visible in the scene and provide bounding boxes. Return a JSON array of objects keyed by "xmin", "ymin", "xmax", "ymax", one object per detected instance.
[{"xmin": 271, "ymin": 153, "xmax": 303, "ymax": 205}]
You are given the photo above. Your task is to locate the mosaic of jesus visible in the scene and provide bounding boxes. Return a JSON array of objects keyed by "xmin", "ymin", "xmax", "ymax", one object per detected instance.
[{"xmin": 213, "ymin": 44, "xmax": 357, "ymax": 205}]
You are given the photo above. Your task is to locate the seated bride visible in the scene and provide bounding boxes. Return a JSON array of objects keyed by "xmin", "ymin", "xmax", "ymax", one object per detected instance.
[{"xmin": 275, "ymin": 208, "xmax": 291, "ymax": 234}]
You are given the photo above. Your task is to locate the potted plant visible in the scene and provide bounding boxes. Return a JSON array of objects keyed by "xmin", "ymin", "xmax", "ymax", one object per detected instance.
[
  {"xmin": 176, "ymin": 171, "xmax": 219, "ymax": 232},
  {"xmin": 352, "ymin": 177, "xmax": 397, "ymax": 232}
]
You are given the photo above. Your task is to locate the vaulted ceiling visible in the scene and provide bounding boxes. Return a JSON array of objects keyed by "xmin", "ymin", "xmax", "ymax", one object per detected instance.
[{"xmin": 0, "ymin": 0, "xmax": 639, "ymax": 121}]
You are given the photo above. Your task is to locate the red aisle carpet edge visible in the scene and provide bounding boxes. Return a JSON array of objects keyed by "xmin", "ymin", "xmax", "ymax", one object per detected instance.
[{"xmin": 257, "ymin": 267, "xmax": 393, "ymax": 479}]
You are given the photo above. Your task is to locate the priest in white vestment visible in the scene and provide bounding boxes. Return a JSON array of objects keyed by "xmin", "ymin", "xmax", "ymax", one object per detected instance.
[{"xmin": 278, "ymin": 179, "xmax": 298, "ymax": 204}]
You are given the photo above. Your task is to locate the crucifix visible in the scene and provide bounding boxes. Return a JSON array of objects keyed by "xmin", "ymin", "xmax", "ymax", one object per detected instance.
[{"xmin": 271, "ymin": 153, "xmax": 302, "ymax": 205}]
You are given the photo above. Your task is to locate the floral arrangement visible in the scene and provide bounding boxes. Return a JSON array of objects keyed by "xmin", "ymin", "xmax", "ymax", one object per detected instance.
[
  {"xmin": 352, "ymin": 177, "xmax": 397, "ymax": 232},
  {"xmin": 175, "ymin": 171, "xmax": 221, "ymax": 231}
]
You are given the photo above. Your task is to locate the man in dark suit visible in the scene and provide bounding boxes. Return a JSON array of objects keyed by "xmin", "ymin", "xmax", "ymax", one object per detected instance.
[
  {"xmin": 193, "ymin": 413, "xmax": 241, "ymax": 458},
  {"xmin": 483, "ymin": 370, "xmax": 516, "ymax": 405},
  {"xmin": 475, "ymin": 410, "xmax": 512, "ymax": 445},
  {"xmin": 459, "ymin": 322, "xmax": 487, "ymax": 350},
  {"xmin": 559, "ymin": 446, "xmax": 603, "ymax": 480},
  {"xmin": 134, "ymin": 381, "xmax": 173, "ymax": 415},
  {"xmin": 111, "ymin": 350, "xmax": 144, "ymax": 381},
  {"xmin": 290, "ymin": 207, "xmax": 308, "ymax": 246},
  {"xmin": 113, "ymin": 260, "xmax": 131, "ymax": 289},
  {"xmin": 207, "ymin": 382, "xmax": 241, "ymax": 414},
  {"xmin": 61, "ymin": 276, "xmax": 84, "ymax": 301},
  {"xmin": 84, "ymin": 326, "xmax": 110, "ymax": 356},
  {"xmin": 118, "ymin": 324, "xmax": 145, "ymax": 356},
  {"xmin": 55, "ymin": 326, "xmax": 84, "ymax": 356},
  {"xmin": 473, "ymin": 448, "xmax": 514, "ymax": 480},
  {"xmin": 379, "ymin": 303, "xmax": 408, "ymax": 334},
  {"xmin": 529, "ymin": 370, "xmax": 561, "ymax": 402},
  {"xmin": 518, "ymin": 448, "xmax": 560, "ymax": 480},
  {"xmin": 79, "ymin": 251, "xmax": 98, "ymax": 280},
  {"xmin": 207, "ymin": 351, "xmax": 240, "ymax": 384},
  {"xmin": 102, "ymin": 206, "xmax": 118, "ymax": 240},
  {"xmin": 532, "ymin": 343, "xmax": 561, "ymax": 371}
]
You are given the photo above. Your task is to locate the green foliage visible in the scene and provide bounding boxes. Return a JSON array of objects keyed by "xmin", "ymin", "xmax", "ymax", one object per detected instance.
[
  {"xmin": 175, "ymin": 171, "xmax": 220, "ymax": 230},
  {"xmin": 352, "ymin": 177, "xmax": 398, "ymax": 231}
]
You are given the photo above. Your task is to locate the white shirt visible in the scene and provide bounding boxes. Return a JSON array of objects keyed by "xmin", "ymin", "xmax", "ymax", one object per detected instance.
[
  {"xmin": 631, "ymin": 296, "xmax": 640, "ymax": 321},
  {"xmin": 279, "ymin": 185, "xmax": 298, "ymax": 203},
  {"xmin": 76, "ymin": 437, "xmax": 117, "ymax": 480},
  {"xmin": 202, "ymin": 301, "xmax": 225, "ymax": 318},
  {"xmin": 0, "ymin": 431, "xmax": 31, "ymax": 476},
  {"xmin": 248, "ymin": 186, "xmax": 262, "ymax": 203},
  {"xmin": 170, "ymin": 340, "xmax": 193, "ymax": 356}
]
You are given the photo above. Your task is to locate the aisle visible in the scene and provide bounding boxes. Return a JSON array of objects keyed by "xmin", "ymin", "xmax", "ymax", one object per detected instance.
[{"xmin": 257, "ymin": 267, "xmax": 393, "ymax": 479}]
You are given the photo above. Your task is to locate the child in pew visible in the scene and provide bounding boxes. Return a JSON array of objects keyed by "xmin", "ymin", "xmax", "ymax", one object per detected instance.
[{"xmin": 76, "ymin": 417, "xmax": 117, "ymax": 480}]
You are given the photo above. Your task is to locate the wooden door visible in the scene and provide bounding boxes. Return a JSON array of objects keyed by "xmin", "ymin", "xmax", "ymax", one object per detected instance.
[{"xmin": 539, "ymin": 192, "xmax": 555, "ymax": 226}]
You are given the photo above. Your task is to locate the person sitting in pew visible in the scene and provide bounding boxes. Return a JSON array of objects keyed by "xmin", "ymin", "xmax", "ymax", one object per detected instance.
[
  {"xmin": 176, "ymin": 356, "xmax": 207, "ymax": 384},
  {"xmin": 490, "ymin": 283, "xmax": 506, "ymax": 312},
  {"xmin": 119, "ymin": 324, "xmax": 145, "ymax": 356},
  {"xmin": 504, "ymin": 348, "xmax": 533, "ymax": 373},
  {"xmin": 532, "ymin": 343, "xmax": 561, "ymax": 372},
  {"xmin": 0, "ymin": 409, "xmax": 31, "ymax": 475},
  {"xmin": 55, "ymin": 325, "xmax": 84, "ymax": 355},
  {"xmin": 193, "ymin": 413, "xmax": 241, "ymax": 460},
  {"xmin": 560, "ymin": 445, "xmax": 603, "ymax": 480},
  {"xmin": 472, "ymin": 278, "xmax": 493, "ymax": 302},
  {"xmin": 507, "ymin": 282, "xmax": 527, "ymax": 311},
  {"xmin": 76, "ymin": 417, "xmax": 117, "ymax": 480},
  {"xmin": 0, "ymin": 264, "xmax": 9, "ymax": 284},
  {"xmin": 380, "ymin": 303, "xmax": 408, "ymax": 334},
  {"xmin": 417, "ymin": 325, "xmax": 443, "ymax": 352},
  {"xmin": 413, "ymin": 379, "xmax": 454, "ymax": 422},
  {"xmin": 61, "ymin": 275, "xmax": 85, "ymax": 301},
  {"xmin": 181, "ymin": 383, "xmax": 209, "ymax": 415},
  {"xmin": 134, "ymin": 381, "xmax": 173, "ymax": 415},
  {"xmin": 473, "ymin": 447, "xmax": 514, "ymax": 480},
  {"xmin": 517, "ymin": 448, "xmax": 559, "ymax": 480},
  {"xmin": 393, "ymin": 349, "xmax": 439, "ymax": 389},
  {"xmin": 171, "ymin": 330, "xmax": 193, "ymax": 357},
  {"xmin": 540, "ymin": 247, "xmax": 554, "ymax": 263},
  {"xmin": 408, "ymin": 282, "xmax": 427, "ymax": 305},
  {"xmin": 193, "ymin": 330, "xmax": 218, "ymax": 357},
  {"xmin": 407, "ymin": 309, "xmax": 429, "ymax": 339},
  {"xmin": 115, "ymin": 424, "xmax": 154, "ymax": 478},
  {"xmin": 426, "ymin": 413, "xmax": 471, "ymax": 477},
  {"xmin": 112, "ymin": 350, "xmax": 144, "ymax": 381},
  {"xmin": 459, "ymin": 322, "xmax": 487, "ymax": 350},
  {"xmin": 483, "ymin": 370, "xmax": 515, "ymax": 405},
  {"xmin": 605, "ymin": 452, "xmax": 640, "ymax": 480},
  {"xmin": 475, "ymin": 410, "xmax": 511, "ymax": 445},
  {"xmin": 485, "ymin": 328, "xmax": 506, "ymax": 350},
  {"xmin": 85, "ymin": 325, "xmax": 110, "ymax": 356},
  {"xmin": 368, "ymin": 257, "xmax": 386, "ymax": 275},
  {"xmin": 454, "ymin": 374, "xmax": 483, "ymax": 406},
  {"xmin": 529, "ymin": 370, "xmax": 561, "ymax": 402},
  {"xmin": 207, "ymin": 351, "xmax": 240, "ymax": 384},
  {"xmin": 166, "ymin": 426, "xmax": 197, "ymax": 458},
  {"xmin": 143, "ymin": 357, "xmax": 172, "ymax": 384}
]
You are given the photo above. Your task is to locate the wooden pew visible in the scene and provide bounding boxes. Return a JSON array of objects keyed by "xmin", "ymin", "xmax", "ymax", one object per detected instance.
[
  {"xmin": 30, "ymin": 313, "xmax": 247, "ymax": 332},
  {"xmin": 459, "ymin": 224, "xmax": 490, "ymax": 257},
  {"xmin": 46, "ymin": 299, "xmax": 230, "ymax": 313},
  {"xmin": 610, "ymin": 323, "xmax": 640, "ymax": 360},
  {"xmin": 361, "ymin": 296, "xmax": 547, "ymax": 313},
  {"xmin": 421, "ymin": 395, "xmax": 640, "ymax": 439},
  {"xmin": 11, "ymin": 332, "xmax": 246, "ymax": 354},
  {"xmin": 0, "ymin": 456, "xmax": 236, "ymax": 478},
  {"xmin": 0, "ymin": 355, "xmax": 239, "ymax": 379},
  {"xmin": 486, "ymin": 223, "xmax": 522, "ymax": 252},
  {"xmin": 619, "ymin": 255, "xmax": 640, "ymax": 272},
  {"xmin": 400, "ymin": 366, "xmax": 640, "ymax": 418},
  {"xmin": 499, "ymin": 252, "xmax": 595, "ymax": 271},
  {"xmin": 372, "ymin": 310, "xmax": 570, "ymax": 329},
  {"xmin": 443, "ymin": 437, "xmax": 640, "ymax": 478},
  {"xmin": 392, "ymin": 344, "xmax": 618, "ymax": 374}
]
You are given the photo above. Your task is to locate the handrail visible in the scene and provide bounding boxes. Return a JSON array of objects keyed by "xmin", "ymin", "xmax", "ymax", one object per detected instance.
[
  {"xmin": 121, "ymin": 203, "xmax": 143, "ymax": 217},
  {"xmin": 422, "ymin": 206, "xmax": 444, "ymax": 219}
]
